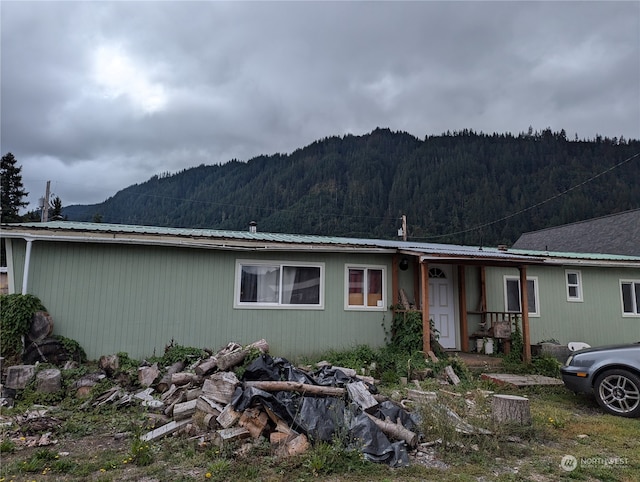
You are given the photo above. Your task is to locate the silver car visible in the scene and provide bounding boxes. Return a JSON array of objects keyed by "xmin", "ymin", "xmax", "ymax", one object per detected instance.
[{"xmin": 560, "ymin": 343, "xmax": 640, "ymax": 418}]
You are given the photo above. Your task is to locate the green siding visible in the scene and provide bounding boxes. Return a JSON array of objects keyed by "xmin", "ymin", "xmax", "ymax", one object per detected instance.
[
  {"xmin": 9, "ymin": 239, "xmax": 392, "ymax": 360},
  {"xmin": 485, "ymin": 266, "xmax": 640, "ymax": 346}
]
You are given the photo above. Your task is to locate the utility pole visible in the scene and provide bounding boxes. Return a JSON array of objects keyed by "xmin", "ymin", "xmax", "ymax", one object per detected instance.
[
  {"xmin": 41, "ymin": 181, "xmax": 50, "ymax": 222},
  {"xmin": 398, "ymin": 214, "xmax": 407, "ymax": 241}
]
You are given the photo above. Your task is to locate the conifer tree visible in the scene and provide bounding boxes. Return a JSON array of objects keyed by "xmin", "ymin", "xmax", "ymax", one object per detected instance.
[{"xmin": 1, "ymin": 152, "xmax": 29, "ymax": 223}]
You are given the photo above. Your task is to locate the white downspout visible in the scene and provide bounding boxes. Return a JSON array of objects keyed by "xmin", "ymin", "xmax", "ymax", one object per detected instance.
[{"xmin": 22, "ymin": 238, "xmax": 34, "ymax": 294}]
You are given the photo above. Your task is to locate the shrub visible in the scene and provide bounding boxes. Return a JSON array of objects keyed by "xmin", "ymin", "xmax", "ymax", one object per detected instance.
[{"xmin": 0, "ymin": 293, "xmax": 46, "ymax": 359}]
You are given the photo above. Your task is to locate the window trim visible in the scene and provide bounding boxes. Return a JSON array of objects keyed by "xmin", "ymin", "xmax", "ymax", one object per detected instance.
[
  {"xmin": 234, "ymin": 259, "xmax": 325, "ymax": 310},
  {"xmin": 620, "ymin": 279, "xmax": 640, "ymax": 317},
  {"xmin": 503, "ymin": 275, "xmax": 540, "ymax": 317},
  {"xmin": 344, "ymin": 264, "xmax": 387, "ymax": 311},
  {"xmin": 565, "ymin": 269, "xmax": 583, "ymax": 302}
]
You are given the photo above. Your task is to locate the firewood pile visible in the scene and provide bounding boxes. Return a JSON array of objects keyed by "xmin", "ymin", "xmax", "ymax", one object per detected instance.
[{"xmin": 79, "ymin": 339, "xmax": 422, "ymax": 466}]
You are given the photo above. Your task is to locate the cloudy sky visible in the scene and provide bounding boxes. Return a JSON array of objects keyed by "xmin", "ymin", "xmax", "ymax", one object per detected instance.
[{"xmin": 2, "ymin": 1, "xmax": 639, "ymax": 211}]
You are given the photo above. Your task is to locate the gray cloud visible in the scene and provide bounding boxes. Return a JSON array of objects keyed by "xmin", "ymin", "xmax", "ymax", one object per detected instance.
[{"xmin": 2, "ymin": 1, "xmax": 638, "ymax": 210}]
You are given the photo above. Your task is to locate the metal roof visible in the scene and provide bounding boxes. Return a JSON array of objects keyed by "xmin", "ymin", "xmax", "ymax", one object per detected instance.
[{"xmin": 2, "ymin": 221, "xmax": 640, "ymax": 267}]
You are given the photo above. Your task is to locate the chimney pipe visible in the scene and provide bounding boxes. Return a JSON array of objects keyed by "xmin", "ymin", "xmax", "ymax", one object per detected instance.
[{"xmin": 249, "ymin": 221, "xmax": 257, "ymax": 233}]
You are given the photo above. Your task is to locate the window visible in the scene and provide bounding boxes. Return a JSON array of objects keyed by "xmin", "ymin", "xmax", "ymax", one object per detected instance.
[
  {"xmin": 235, "ymin": 260, "xmax": 324, "ymax": 309},
  {"xmin": 620, "ymin": 280, "xmax": 640, "ymax": 316},
  {"xmin": 345, "ymin": 265, "xmax": 385, "ymax": 310},
  {"xmin": 504, "ymin": 276, "xmax": 539, "ymax": 317},
  {"xmin": 565, "ymin": 270, "xmax": 583, "ymax": 302}
]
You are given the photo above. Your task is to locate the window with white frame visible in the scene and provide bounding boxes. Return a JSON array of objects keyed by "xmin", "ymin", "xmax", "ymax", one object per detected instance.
[
  {"xmin": 235, "ymin": 260, "xmax": 324, "ymax": 309},
  {"xmin": 565, "ymin": 270, "xmax": 583, "ymax": 302},
  {"xmin": 620, "ymin": 280, "xmax": 640, "ymax": 316},
  {"xmin": 504, "ymin": 276, "xmax": 539, "ymax": 317},
  {"xmin": 345, "ymin": 265, "xmax": 385, "ymax": 310}
]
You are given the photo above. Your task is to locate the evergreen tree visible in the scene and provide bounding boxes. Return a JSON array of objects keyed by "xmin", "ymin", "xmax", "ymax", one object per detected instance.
[
  {"xmin": 49, "ymin": 195, "xmax": 65, "ymax": 220},
  {"xmin": 1, "ymin": 152, "xmax": 29, "ymax": 223}
]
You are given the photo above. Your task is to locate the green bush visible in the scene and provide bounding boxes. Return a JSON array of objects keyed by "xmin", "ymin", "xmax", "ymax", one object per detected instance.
[{"xmin": 0, "ymin": 293, "xmax": 46, "ymax": 358}]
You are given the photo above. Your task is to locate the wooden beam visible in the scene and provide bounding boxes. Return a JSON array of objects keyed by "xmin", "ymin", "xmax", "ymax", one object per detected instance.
[
  {"xmin": 519, "ymin": 266, "xmax": 531, "ymax": 363},
  {"xmin": 458, "ymin": 265, "xmax": 469, "ymax": 352},
  {"xmin": 421, "ymin": 260, "xmax": 431, "ymax": 354}
]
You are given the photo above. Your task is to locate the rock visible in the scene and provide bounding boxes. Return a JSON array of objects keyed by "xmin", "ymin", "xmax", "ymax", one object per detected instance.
[{"xmin": 36, "ymin": 368, "xmax": 62, "ymax": 393}]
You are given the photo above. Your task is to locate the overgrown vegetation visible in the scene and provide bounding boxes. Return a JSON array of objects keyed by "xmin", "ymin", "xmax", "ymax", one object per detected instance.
[{"xmin": 0, "ymin": 294, "xmax": 46, "ymax": 361}]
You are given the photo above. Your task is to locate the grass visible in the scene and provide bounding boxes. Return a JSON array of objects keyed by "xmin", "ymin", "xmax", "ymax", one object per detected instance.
[{"xmin": 1, "ymin": 348, "xmax": 639, "ymax": 481}]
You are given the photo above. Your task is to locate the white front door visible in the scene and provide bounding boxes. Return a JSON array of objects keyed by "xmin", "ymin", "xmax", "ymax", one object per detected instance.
[{"xmin": 428, "ymin": 265, "xmax": 457, "ymax": 349}]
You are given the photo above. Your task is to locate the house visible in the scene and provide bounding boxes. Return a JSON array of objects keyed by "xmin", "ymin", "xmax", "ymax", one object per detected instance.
[
  {"xmin": 513, "ymin": 208, "xmax": 640, "ymax": 256},
  {"xmin": 2, "ymin": 221, "xmax": 639, "ymax": 361}
]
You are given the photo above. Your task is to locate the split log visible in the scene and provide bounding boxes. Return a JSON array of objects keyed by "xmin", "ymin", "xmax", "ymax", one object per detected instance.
[
  {"xmin": 243, "ymin": 381, "xmax": 345, "ymax": 397},
  {"xmin": 186, "ymin": 388, "xmax": 202, "ymax": 401},
  {"xmin": 270, "ymin": 431, "xmax": 291, "ymax": 446},
  {"xmin": 99, "ymin": 355, "xmax": 120, "ymax": 377},
  {"xmin": 276, "ymin": 433, "xmax": 310, "ymax": 457},
  {"xmin": 444, "ymin": 366, "xmax": 461, "ymax": 385},
  {"xmin": 213, "ymin": 427, "xmax": 251, "ymax": 446},
  {"xmin": 426, "ymin": 350, "xmax": 439, "ymax": 362},
  {"xmin": 156, "ymin": 361, "xmax": 185, "ymax": 393},
  {"xmin": 35, "ymin": 368, "xmax": 61, "ymax": 394},
  {"xmin": 216, "ymin": 339, "xmax": 269, "ymax": 371},
  {"xmin": 365, "ymin": 413, "xmax": 418, "ymax": 448},
  {"xmin": 491, "ymin": 394, "xmax": 531, "ymax": 425},
  {"xmin": 264, "ymin": 406, "xmax": 294, "ymax": 435},
  {"xmin": 217, "ymin": 403, "xmax": 241, "ymax": 428},
  {"xmin": 406, "ymin": 389, "xmax": 437, "ymax": 404},
  {"xmin": 239, "ymin": 407, "xmax": 269, "ymax": 438},
  {"xmin": 28, "ymin": 311, "xmax": 54, "ymax": 342},
  {"xmin": 196, "ymin": 396, "xmax": 225, "ymax": 416},
  {"xmin": 171, "ymin": 372, "xmax": 200, "ymax": 386},
  {"xmin": 140, "ymin": 419, "xmax": 191, "ymax": 442},
  {"xmin": 347, "ymin": 381, "xmax": 378, "ymax": 413},
  {"xmin": 5, "ymin": 365, "xmax": 36, "ymax": 390},
  {"xmin": 138, "ymin": 363, "xmax": 160, "ymax": 387},
  {"xmin": 173, "ymin": 399, "xmax": 197, "ymax": 421},
  {"xmin": 202, "ymin": 371, "xmax": 239, "ymax": 404}
]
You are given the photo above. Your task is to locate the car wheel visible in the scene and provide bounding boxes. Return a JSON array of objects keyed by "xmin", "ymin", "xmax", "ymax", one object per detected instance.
[{"xmin": 594, "ymin": 369, "xmax": 640, "ymax": 418}]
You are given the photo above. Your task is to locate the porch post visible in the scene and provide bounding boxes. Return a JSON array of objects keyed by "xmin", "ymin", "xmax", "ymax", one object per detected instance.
[
  {"xmin": 458, "ymin": 265, "xmax": 469, "ymax": 352},
  {"xmin": 519, "ymin": 265, "xmax": 531, "ymax": 363},
  {"xmin": 421, "ymin": 260, "xmax": 430, "ymax": 354},
  {"xmin": 392, "ymin": 255, "xmax": 399, "ymax": 307}
]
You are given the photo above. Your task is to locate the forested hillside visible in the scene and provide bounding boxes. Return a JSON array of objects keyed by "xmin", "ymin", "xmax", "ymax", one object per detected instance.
[{"xmin": 63, "ymin": 128, "xmax": 640, "ymax": 246}]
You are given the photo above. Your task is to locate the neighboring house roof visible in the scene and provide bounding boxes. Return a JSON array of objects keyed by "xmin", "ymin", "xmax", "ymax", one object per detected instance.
[
  {"xmin": 512, "ymin": 209, "xmax": 640, "ymax": 257},
  {"xmin": 2, "ymin": 221, "xmax": 640, "ymax": 268}
]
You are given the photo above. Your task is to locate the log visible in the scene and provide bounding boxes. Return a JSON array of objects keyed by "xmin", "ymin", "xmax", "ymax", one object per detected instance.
[
  {"xmin": 140, "ymin": 419, "xmax": 191, "ymax": 442},
  {"xmin": 239, "ymin": 407, "xmax": 269, "ymax": 438},
  {"xmin": 243, "ymin": 381, "xmax": 345, "ymax": 397},
  {"xmin": 444, "ymin": 365, "xmax": 461, "ymax": 386},
  {"xmin": 264, "ymin": 406, "xmax": 294, "ymax": 435},
  {"xmin": 196, "ymin": 396, "xmax": 225, "ymax": 416},
  {"xmin": 365, "ymin": 413, "xmax": 418, "ymax": 448},
  {"xmin": 98, "ymin": 355, "xmax": 120, "ymax": 377},
  {"xmin": 406, "ymin": 389, "xmax": 437, "ymax": 404},
  {"xmin": 171, "ymin": 372, "xmax": 200, "ymax": 386},
  {"xmin": 276, "ymin": 433, "xmax": 310, "ymax": 457},
  {"xmin": 35, "ymin": 368, "xmax": 61, "ymax": 394},
  {"xmin": 138, "ymin": 363, "xmax": 160, "ymax": 387},
  {"xmin": 213, "ymin": 427, "xmax": 251, "ymax": 446},
  {"xmin": 156, "ymin": 361, "xmax": 185, "ymax": 393},
  {"xmin": 28, "ymin": 311, "xmax": 54, "ymax": 342},
  {"xmin": 216, "ymin": 403, "xmax": 241, "ymax": 428},
  {"xmin": 173, "ymin": 399, "xmax": 197, "ymax": 421},
  {"xmin": 346, "ymin": 381, "xmax": 378, "ymax": 413},
  {"xmin": 426, "ymin": 350, "xmax": 439, "ymax": 362},
  {"xmin": 216, "ymin": 339, "xmax": 269, "ymax": 371},
  {"xmin": 333, "ymin": 366, "xmax": 357, "ymax": 378},
  {"xmin": 194, "ymin": 342, "xmax": 242, "ymax": 376},
  {"xmin": 202, "ymin": 371, "xmax": 239, "ymax": 404},
  {"xmin": 491, "ymin": 394, "xmax": 531, "ymax": 425}
]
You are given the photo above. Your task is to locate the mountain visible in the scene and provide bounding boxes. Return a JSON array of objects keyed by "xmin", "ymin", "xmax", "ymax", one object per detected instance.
[{"xmin": 62, "ymin": 128, "xmax": 640, "ymax": 246}]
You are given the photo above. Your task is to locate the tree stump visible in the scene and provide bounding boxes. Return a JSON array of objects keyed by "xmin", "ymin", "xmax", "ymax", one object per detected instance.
[
  {"xmin": 36, "ymin": 368, "xmax": 62, "ymax": 393},
  {"xmin": 491, "ymin": 394, "xmax": 531, "ymax": 425}
]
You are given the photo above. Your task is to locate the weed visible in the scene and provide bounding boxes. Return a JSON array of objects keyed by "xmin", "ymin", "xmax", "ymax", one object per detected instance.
[{"xmin": 0, "ymin": 438, "xmax": 15, "ymax": 453}]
